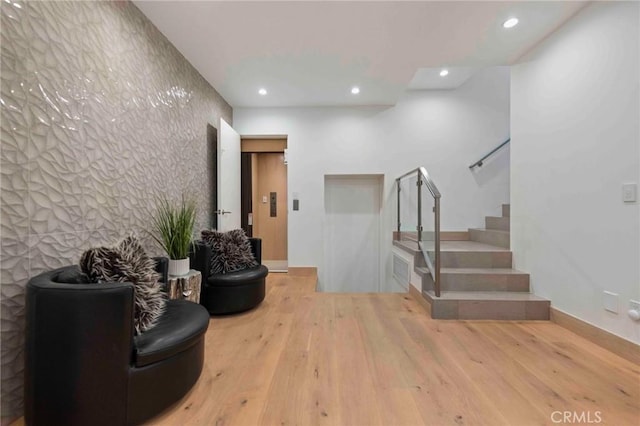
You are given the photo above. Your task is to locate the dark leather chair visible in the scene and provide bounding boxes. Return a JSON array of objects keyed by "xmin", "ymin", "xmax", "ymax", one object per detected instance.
[
  {"xmin": 24, "ymin": 259, "xmax": 210, "ymax": 426},
  {"xmin": 190, "ymin": 238, "xmax": 268, "ymax": 315}
]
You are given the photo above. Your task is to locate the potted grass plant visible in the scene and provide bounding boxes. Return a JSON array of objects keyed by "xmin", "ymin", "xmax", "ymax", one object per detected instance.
[{"xmin": 151, "ymin": 196, "xmax": 196, "ymax": 277}]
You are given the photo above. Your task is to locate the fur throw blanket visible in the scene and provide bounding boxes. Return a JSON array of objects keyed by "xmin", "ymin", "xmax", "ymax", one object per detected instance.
[
  {"xmin": 80, "ymin": 234, "xmax": 166, "ymax": 334},
  {"xmin": 201, "ymin": 229, "xmax": 258, "ymax": 275}
]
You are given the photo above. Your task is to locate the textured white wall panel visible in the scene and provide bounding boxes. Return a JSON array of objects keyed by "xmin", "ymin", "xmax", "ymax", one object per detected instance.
[{"xmin": 0, "ymin": 0, "xmax": 232, "ymax": 418}]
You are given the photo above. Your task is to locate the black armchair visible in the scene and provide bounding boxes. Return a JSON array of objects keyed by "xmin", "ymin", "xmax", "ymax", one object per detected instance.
[
  {"xmin": 24, "ymin": 261, "xmax": 209, "ymax": 426},
  {"xmin": 190, "ymin": 238, "xmax": 269, "ymax": 314}
]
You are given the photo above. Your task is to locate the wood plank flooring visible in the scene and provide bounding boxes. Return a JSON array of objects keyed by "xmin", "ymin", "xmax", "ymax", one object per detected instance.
[{"xmin": 146, "ymin": 273, "xmax": 640, "ymax": 426}]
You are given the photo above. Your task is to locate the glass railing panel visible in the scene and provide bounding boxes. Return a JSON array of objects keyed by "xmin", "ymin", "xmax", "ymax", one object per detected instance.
[
  {"xmin": 398, "ymin": 173, "xmax": 418, "ymax": 242},
  {"xmin": 396, "ymin": 167, "xmax": 441, "ymax": 297},
  {"xmin": 419, "ymin": 179, "xmax": 436, "ymax": 265}
]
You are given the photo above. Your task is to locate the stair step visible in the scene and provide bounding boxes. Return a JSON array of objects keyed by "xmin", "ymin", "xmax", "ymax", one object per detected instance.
[
  {"xmin": 393, "ymin": 239, "xmax": 419, "ymax": 255},
  {"xmin": 396, "ymin": 239, "xmax": 516, "ymax": 271},
  {"xmin": 485, "ymin": 216, "xmax": 510, "ymax": 231},
  {"xmin": 395, "ymin": 231, "xmax": 471, "ymax": 243},
  {"xmin": 437, "ymin": 250, "xmax": 512, "ymax": 268},
  {"xmin": 440, "ymin": 241, "xmax": 509, "ymax": 251},
  {"xmin": 440, "ymin": 268, "xmax": 529, "ymax": 292},
  {"xmin": 502, "ymin": 204, "xmax": 510, "ymax": 217},
  {"xmin": 397, "ymin": 239, "xmax": 513, "ymax": 268},
  {"xmin": 469, "ymin": 228, "xmax": 510, "ymax": 249},
  {"xmin": 414, "ymin": 266, "xmax": 430, "ymax": 276},
  {"xmin": 424, "ymin": 290, "xmax": 550, "ymax": 320},
  {"xmin": 428, "ymin": 241, "xmax": 512, "ymax": 268},
  {"xmin": 394, "ymin": 240, "xmax": 428, "ymax": 270},
  {"xmin": 397, "ymin": 239, "xmax": 508, "ymax": 253}
]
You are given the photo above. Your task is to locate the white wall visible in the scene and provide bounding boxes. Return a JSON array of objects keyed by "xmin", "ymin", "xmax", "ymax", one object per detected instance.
[
  {"xmin": 324, "ymin": 175, "xmax": 383, "ymax": 292},
  {"xmin": 511, "ymin": 2, "xmax": 640, "ymax": 343},
  {"xmin": 234, "ymin": 67, "xmax": 510, "ymax": 290}
]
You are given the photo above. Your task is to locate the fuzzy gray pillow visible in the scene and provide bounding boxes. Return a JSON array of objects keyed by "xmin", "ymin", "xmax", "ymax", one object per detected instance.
[
  {"xmin": 79, "ymin": 234, "xmax": 166, "ymax": 334},
  {"xmin": 201, "ymin": 229, "xmax": 258, "ymax": 275}
]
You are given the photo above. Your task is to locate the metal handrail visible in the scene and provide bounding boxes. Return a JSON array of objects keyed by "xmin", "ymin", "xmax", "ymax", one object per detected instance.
[
  {"xmin": 396, "ymin": 167, "xmax": 441, "ymax": 199},
  {"xmin": 468, "ymin": 138, "xmax": 510, "ymax": 169},
  {"xmin": 396, "ymin": 167, "xmax": 441, "ymax": 298}
]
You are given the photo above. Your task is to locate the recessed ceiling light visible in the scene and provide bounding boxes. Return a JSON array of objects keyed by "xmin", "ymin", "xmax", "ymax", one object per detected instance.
[
  {"xmin": 258, "ymin": 88, "xmax": 267, "ymax": 96},
  {"xmin": 503, "ymin": 17, "xmax": 519, "ymax": 29},
  {"xmin": 439, "ymin": 69, "xmax": 449, "ymax": 77},
  {"xmin": 351, "ymin": 86, "xmax": 360, "ymax": 95}
]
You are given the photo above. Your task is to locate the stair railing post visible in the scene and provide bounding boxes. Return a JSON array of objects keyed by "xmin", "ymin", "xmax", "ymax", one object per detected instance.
[
  {"xmin": 396, "ymin": 180, "xmax": 401, "ymax": 240},
  {"xmin": 416, "ymin": 170, "xmax": 422, "ymax": 243},
  {"xmin": 434, "ymin": 196, "xmax": 441, "ymax": 297}
]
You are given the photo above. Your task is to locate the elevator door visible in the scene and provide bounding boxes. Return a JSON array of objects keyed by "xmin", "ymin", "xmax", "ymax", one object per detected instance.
[{"xmin": 253, "ymin": 152, "xmax": 288, "ymax": 270}]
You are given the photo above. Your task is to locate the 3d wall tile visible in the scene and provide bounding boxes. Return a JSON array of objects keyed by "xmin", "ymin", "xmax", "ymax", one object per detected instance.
[{"xmin": 0, "ymin": 0, "xmax": 232, "ymax": 418}]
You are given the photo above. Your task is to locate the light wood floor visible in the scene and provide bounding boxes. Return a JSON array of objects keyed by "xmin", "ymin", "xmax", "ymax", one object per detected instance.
[{"xmin": 145, "ymin": 273, "xmax": 640, "ymax": 426}]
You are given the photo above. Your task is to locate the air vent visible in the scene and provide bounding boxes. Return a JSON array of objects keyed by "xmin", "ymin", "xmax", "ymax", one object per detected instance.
[{"xmin": 393, "ymin": 253, "xmax": 410, "ymax": 290}]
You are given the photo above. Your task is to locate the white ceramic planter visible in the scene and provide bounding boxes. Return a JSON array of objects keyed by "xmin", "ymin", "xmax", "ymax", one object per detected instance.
[{"xmin": 168, "ymin": 258, "xmax": 190, "ymax": 277}]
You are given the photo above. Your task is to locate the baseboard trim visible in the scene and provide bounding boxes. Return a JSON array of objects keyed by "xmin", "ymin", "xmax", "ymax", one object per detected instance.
[
  {"xmin": 409, "ymin": 284, "xmax": 432, "ymax": 317},
  {"xmin": 550, "ymin": 307, "xmax": 640, "ymax": 365},
  {"xmin": 287, "ymin": 267, "xmax": 317, "ymax": 277}
]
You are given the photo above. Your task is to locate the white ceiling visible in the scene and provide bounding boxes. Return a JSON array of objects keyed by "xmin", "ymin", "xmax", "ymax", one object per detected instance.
[
  {"xmin": 134, "ymin": 1, "xmax": 587, "ymax": 107},
  {"xmin": 408, "ymin": 67, "xmax": 477, "ymax": 91}
]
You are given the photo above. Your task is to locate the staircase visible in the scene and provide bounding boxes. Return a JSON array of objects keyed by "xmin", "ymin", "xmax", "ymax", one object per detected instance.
[{"xmin": 394, "ymin": 204, "xmax": 550, "ymax": 320}]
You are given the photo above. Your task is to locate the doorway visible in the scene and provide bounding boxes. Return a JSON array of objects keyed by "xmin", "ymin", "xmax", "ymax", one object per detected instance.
[
  {"xmin": 240, "ymin": 138, "xmax": 288, "ymax": 272},
  {"xmin": 218, "ymin": 119, "xmax": 242, "ymax": 230},
  {"xmin": 207, "ymin": 123, "xmax": 218, "ymax": 229},
  {"xmin": 323, "ymin": 175, "xmax": 383, "ymax": 292}
]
